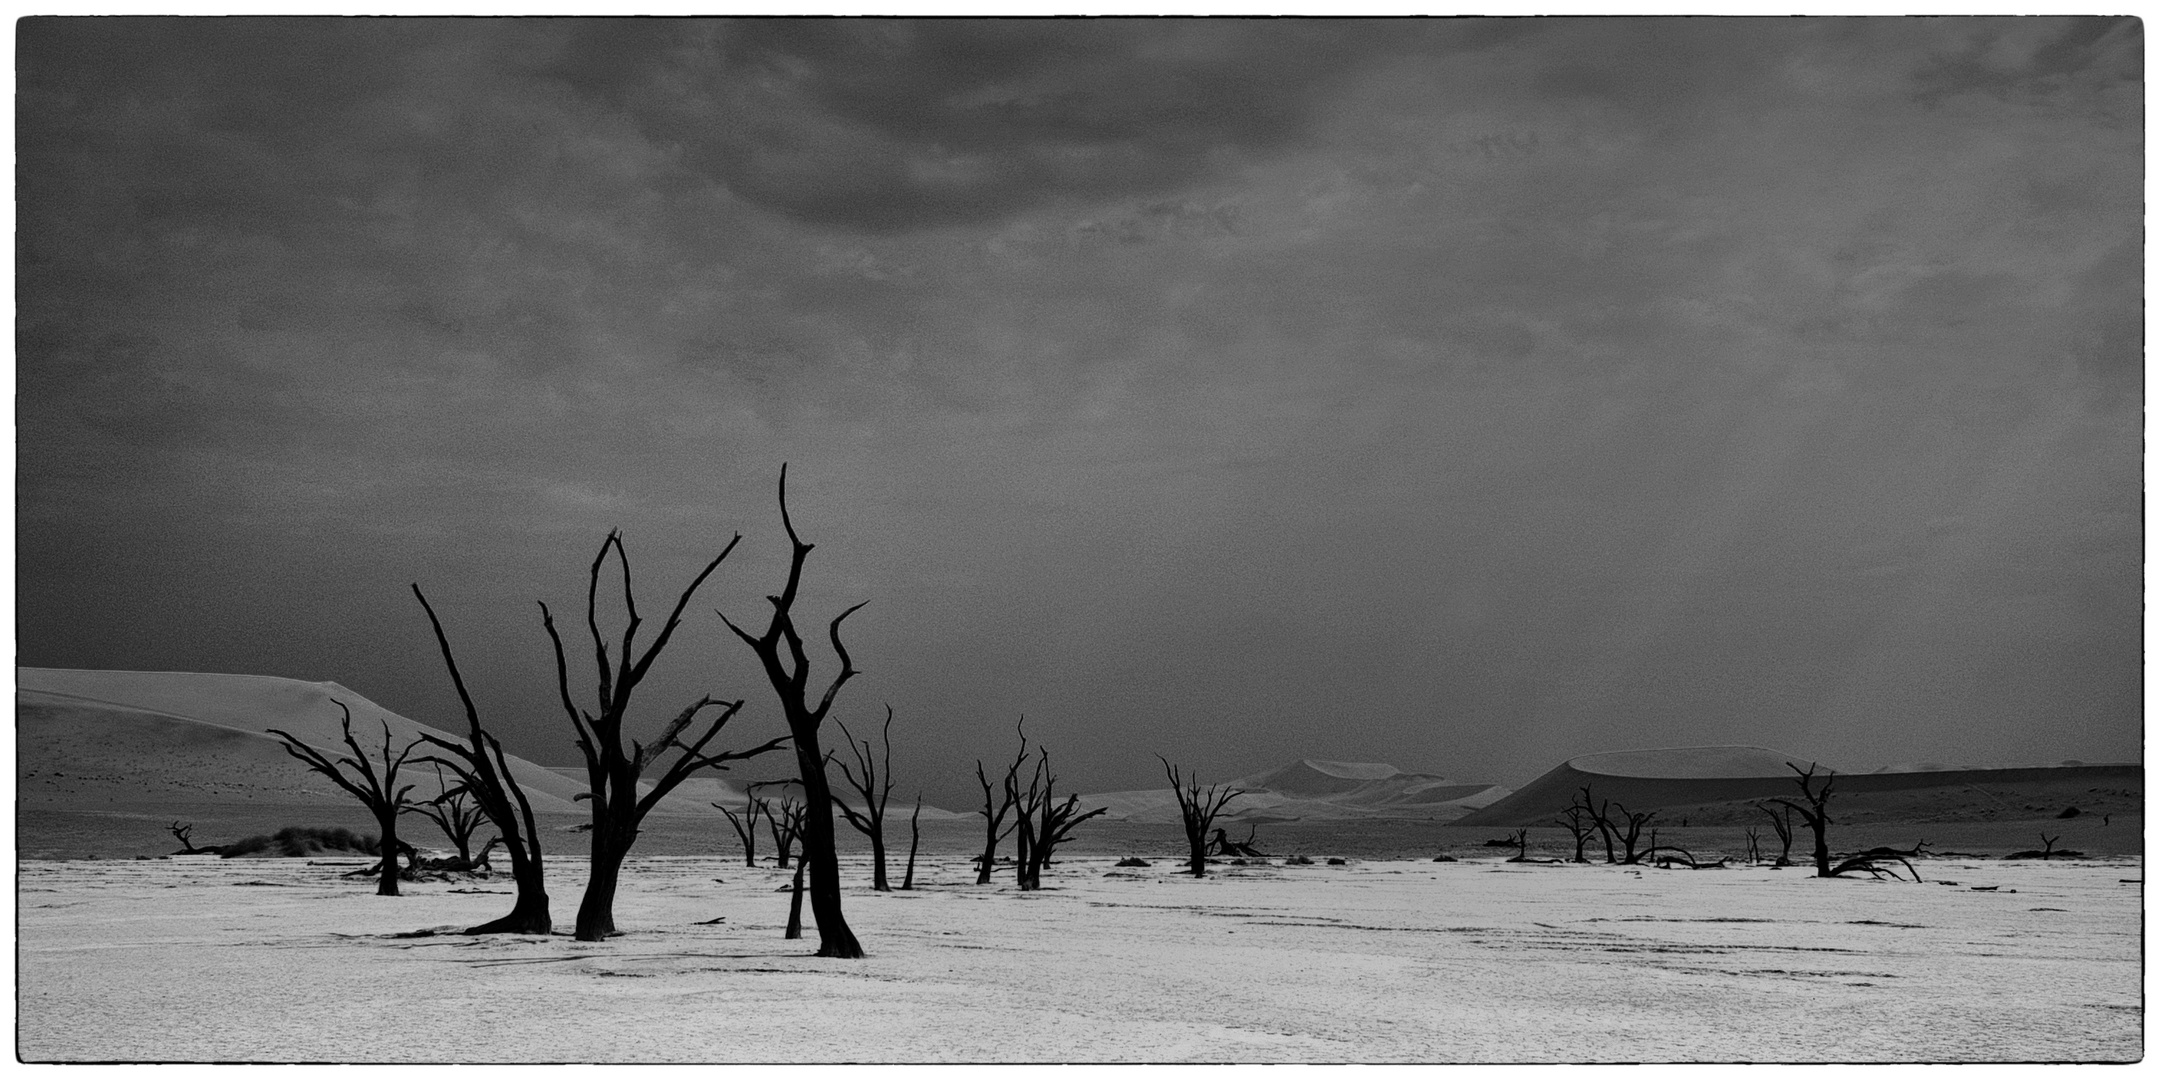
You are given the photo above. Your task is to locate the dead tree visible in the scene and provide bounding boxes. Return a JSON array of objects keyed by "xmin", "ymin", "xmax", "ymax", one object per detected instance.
[
  {"xmin": 715, "ymin": 798, "xmax": 767, "ymax": 867},
  {"xmin": 784, "ymin": 860, "xmax": 808, "ymax": 939},
  {"xmin": 1557, "ymin": 806, "xmax": 1595, "ymax": 863},
  {"xmin": 167, "ymin": 822, "xmax": 221, "ymax": 856},
  {"xmin": 718, "ymin": 466, "xmax": 871, "ymax": 958},
  {"xmin": 1011, "ymin": 746, "xmax": 1109, "ymax": 890},
  {"xmin": 973, "ymin": 720, "xmax": 1031, "ymax": 884},
  {"xmin": 901, "ymin": 795, "xmax": 923, "ymax": 890},
  {"xmin": 1505, "ymin": 827, "xmax": 1531, "ymax": 862},
  {"xmin": 829, "ymin": 705, "xmax": 899, "ymax": 891},
  {"xmin": 1754, "ymin": 801, "xmax": 1796, "ymax": 867},
  {"xmin": 410, "ymin": 584, "xmax": 554, "ymax": 934},
  {"xmin": 406, "ymin": 763, "xmax": 487, "ymax": 869},
  {"xmin": 1160, "ymin": 757, "xmax": 1247, "ymax": 878},
  {"xmin": 543, "ymin": 530, "xmax": 790, "ymax": 941},
  {"xmin": 1743, "ymin": 826, "xmax": 1762, "ymax": 866},
  {"xmin": 1573, "ymin": 787, "xmax": 1620, "ymax": 863},
  {"xmin": 268, "ymin": 701, "xmax": 417, "ymax": 897},
  {"xmin": 751, "ymin": 782, "xmax": 808, "ymax": 868},
  {"xmin": 1606, "ymin": 801, "xmax": 1658, "ymax": 865},
  {"xmin": 1767, "ymin": 763, "xmax": 1836, "ymax": 877}
]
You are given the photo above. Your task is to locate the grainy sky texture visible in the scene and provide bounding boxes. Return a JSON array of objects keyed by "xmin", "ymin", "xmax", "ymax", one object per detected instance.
[{"xmin": 16, "ymin": 17, "xmax": 2143, "ymax": 803}]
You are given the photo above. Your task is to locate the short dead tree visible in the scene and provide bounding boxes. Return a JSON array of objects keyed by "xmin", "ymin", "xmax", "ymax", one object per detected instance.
[
  {"xmin": 1558, "ymin": 806, "xmax": 1596, "ymax": 863},
  {"xmin": 167, "ymin": 821, "xmax": 221, "ymax": 856},
  {"xmin": 715, "ymin": 797, "xmax": 768, "ymax": 868},
  {"xmin": 1754, "ymin": 801, "xmax": 1796, "ymax": 867},
  {"xmin": 973, "ymin": 720, "xmax": 1031, "ymax": 885},
  {"xmin": 268, "ymin": 701, "xmax": 417, "ymax": 897},
  {"xmin": 1606, "ymin": 802, "xmax": 1658, "ymax": 865},
  {"xmin": 1767, "ymin": 763, "xmax": 1836, "ymax": 877},
  {"xmin": 751, "ymin": 783, "xmax": 809, "ymax": 868},
  {"xmin": 542, "ymin": 530, "xmax": 790, "ymax": 941},
  {"xmin": 828, "ymin": 705, "xmax": 900, "ymax": 891},
  {"xmin": 1572, "ymin": 787, "xmax": 1620, "ymax": 863},
  {"xmin": 406, "ymin": 763, "xmax": 488, "ymax": 871},
  {"xmin": 1159, "ymin": 757, "xmax": 1247, "ymax": 878},
  {"xmin": 1505, "ymin": 828, "xmax": 1531, "ymax": 862},
  {"xmin": 410, "ymin": 584, "xmax": 555, "ymax": 934},
  {"xmin": 1009, "ymin": 746, "xmax": 1108, "ymax": 890}
]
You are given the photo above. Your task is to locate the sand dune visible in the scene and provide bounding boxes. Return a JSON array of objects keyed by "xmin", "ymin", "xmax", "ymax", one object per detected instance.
[
  {"xmin": 1081, "ymin": 758, "xmax": 1510, "ymax": 824},
  {"xmin": 1457, "ymin": 744, "xmax": 2142, "ymax": 827}
]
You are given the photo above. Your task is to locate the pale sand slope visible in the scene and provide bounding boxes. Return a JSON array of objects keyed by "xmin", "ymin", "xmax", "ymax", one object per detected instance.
[
  {"xmin": 14, "ymin": 668, "xmax": 795, "ymax": 816},
  {"xmin": 1458, "ymin": 745, "xmax": 2142, "ymax": 827},
  {"xmin": 1082, "ymin": 759, "xmax": 1511, "ymax": 825},
  {"xmin": 17, "ymin": 855, "xmax": 2139, "ymax": 1062}
]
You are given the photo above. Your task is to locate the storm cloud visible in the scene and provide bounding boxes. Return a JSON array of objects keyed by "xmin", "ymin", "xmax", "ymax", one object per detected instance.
[{"xmin": 15, "ymin": 17, "xmax": 2142, "ymax": 804}]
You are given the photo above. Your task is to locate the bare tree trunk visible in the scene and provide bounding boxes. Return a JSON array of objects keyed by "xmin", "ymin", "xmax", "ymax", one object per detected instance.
[
  {"xmin": 576, "ymin": 829, "xmax": 636, "ymax": 940},
  {"xmin": 374, "ymin": 809, "xmax": 402, "ymax": 896},
  {"xmin": 785, "ymin": 860, "xmax": 807, "ymax": 939},
  {"xmin": 790, "ymin": 739, "xmax": 862, "ymax": 957},
  {"xmin": 901, "ymin": 796, "xmax": 922, "ymax": 890},
  {"xmin": 466, "ymin": 842, "xmax": 552, "ymax": 934}
]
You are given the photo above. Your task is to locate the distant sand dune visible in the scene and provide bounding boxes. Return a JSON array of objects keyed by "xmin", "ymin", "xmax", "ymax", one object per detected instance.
[{"xmin": 1457, "ymin": 744, "xmax": 2141, "ymax": 827}]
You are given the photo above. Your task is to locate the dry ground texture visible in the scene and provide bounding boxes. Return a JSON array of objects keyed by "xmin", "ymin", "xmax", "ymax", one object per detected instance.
[{"xmin": 18, "ymin": 852, "xmax": 2140, "ymax": 1063}]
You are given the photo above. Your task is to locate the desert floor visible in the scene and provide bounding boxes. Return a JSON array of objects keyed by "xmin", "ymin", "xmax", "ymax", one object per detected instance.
[{"xmin": 17, "ymin": 851, "xmax": 2142, "ymax": 1063}]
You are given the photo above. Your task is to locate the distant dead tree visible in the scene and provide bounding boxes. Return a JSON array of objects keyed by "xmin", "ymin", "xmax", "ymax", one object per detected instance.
[
  {"xmin": 751, "ymin": 782, "xmax": 808, "ymax": 868},
  {"xmin": 1753, "ymin": 801, "xmax": 1796, "ymax": 867},
  {"xmin": 406, "ymin": 762, "xmax": 488, "ymax": 870},
  {"xmin": 1505, "ymin": 828, "xmax": 1531, "ymax": 862},
  {"xmin": 268, "ymin": 701, "xmax": 417, "ymax": 897},
  {"xmin": 1767, "ymin": 763, "xmax": 1835, "ymax": 877},
  {"xmin": 715, "ymin": 797, "xmax": 768, "ymax": 867},
  {"xmin": 1606, "ymin": 802, "xmax": 1658, "ymax": 865},
  {"xmin": 542, "ymin": 530, "xmax": 790, "ymax": 941},
  {"xmin": 1010, "ymin": 745, "xmax": 1108, "ymax": 890},
  {"xmin": 829, "ymin": 706, "xmax": 900, "ymax": 891},
  {"xmin": 900, "ymin": 795, "xmax": 924, "ymax": 890},
  {"xmin": 167, "ymin": 821, "xmax": 221, "ymax": 856},
  {"xmin": 1557, "ymin": 806, "xmax": 1595, "ymax": 863},
  {"xmin": 718, "ymin": 465, "xmax": 871, "ymax": 958},
  {"xmin": 410, "ymin": 584, "xmax": 554, "ymax": 934},
  {"xmin": 1160, "ymin": 757, "xmax": 1247, "ymax": 878},
  {"xmin": 1743, "ymin": 826, "xmax": 1762, "ymax": 866},
  {"xmin": 973, "ymin": 720, "xmax": 1032, "ymax": 885},
  {"xmin": 1572, "ymin": 787, "xmax": 1619, "ymax": 863}
]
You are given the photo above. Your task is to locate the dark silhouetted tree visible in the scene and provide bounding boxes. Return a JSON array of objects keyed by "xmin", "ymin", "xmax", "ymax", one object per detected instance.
[
  {"xmin": 829, "ymin": 705, "xmax": 899, "ymax": 891},
  {"xmin": 168, "ymin": 821, "xmax": 221, "ymax": 855},
  {"xmin": 543, "ymin": 530, "xmax": 790, "ymax": 941},
  {"xmin": 715, "ymin": 798, "xmax": 767, "ymax": 867},
  {"xmin": 973, "ymin": 721, "xmax": 1030, "ymax": 885},
  {"xmin": 1768, "ymin": 763, "xmax": 1835, "ymax": 877},
  {"xmin": 1753, "ymin": 801, "xmax": 1796, "ymax": 867},
  {"xmin": 411, "ymin": 584, "xmax": 555, "ymax": 934},
  {"xmin": 900, "ymin": 795, "xmax": 924, "ymax": 890},
  {"xmin": 1557, "ymin": 806, "xmax": 1595, "ymax": 863},
  {"xmin": 407, "ymin": 763, "xmax": 487, "ymax": 869},
  {"xmin": 718, "ymin": 466, "xmax": 870, "ymax": 958},
  {"xmin": 268, "ymin": 701, "xmax": 417, "ymax": 896},
  {"xmin": 1160, "ymin": 757, "xmax": 1247, "ymax": 878},
  {"xmin": 1010, "ymin": 745, "xmax": 1108, "ymax": 890}
]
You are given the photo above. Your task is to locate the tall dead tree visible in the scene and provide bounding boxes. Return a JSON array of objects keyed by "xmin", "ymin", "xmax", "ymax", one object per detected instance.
[
  {"xmin": 543, "ymin": 530, "xmax": 790, "ymax": 941},
  {"xmin": 973, "ymin": 720, "xmax": 1031, "ymax": 885},
  {"xmin": 1011, "ymin": 746, "xmax": 1109, "ymax": 890},
  {"xmin": 1160, "ymin": 757, "xmax": 1247, "ymax": 878},
  {"xmin": 407, "ymin": 763, "xmax": 488, "ymax": 869},
  {"xmin": 829, "ymin": 705, "xmax": 899, "ymax": 891},
  {"xmin": 715, "ymin": 798, "xmax": 767, "ymax": 867},
  {"xmin": 1767, "ymin": 763, "xmax": 1835, "ymax": 877},
  {"xmin": 268, "ymin": 701, "xmax": 417, "ymax": 897},
  {"xmin": 718, "ymin": 466, "xmax": 871, "ymax": 959},
  {"xmin": 411, "ymin": 584, "xmax": 554, "ymax": 934}
]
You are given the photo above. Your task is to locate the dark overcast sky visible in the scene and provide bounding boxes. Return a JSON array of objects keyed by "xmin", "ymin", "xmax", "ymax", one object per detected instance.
[{"xmin": 16, "ymin": 17, "xmax": 2143, "ymax": 806}]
